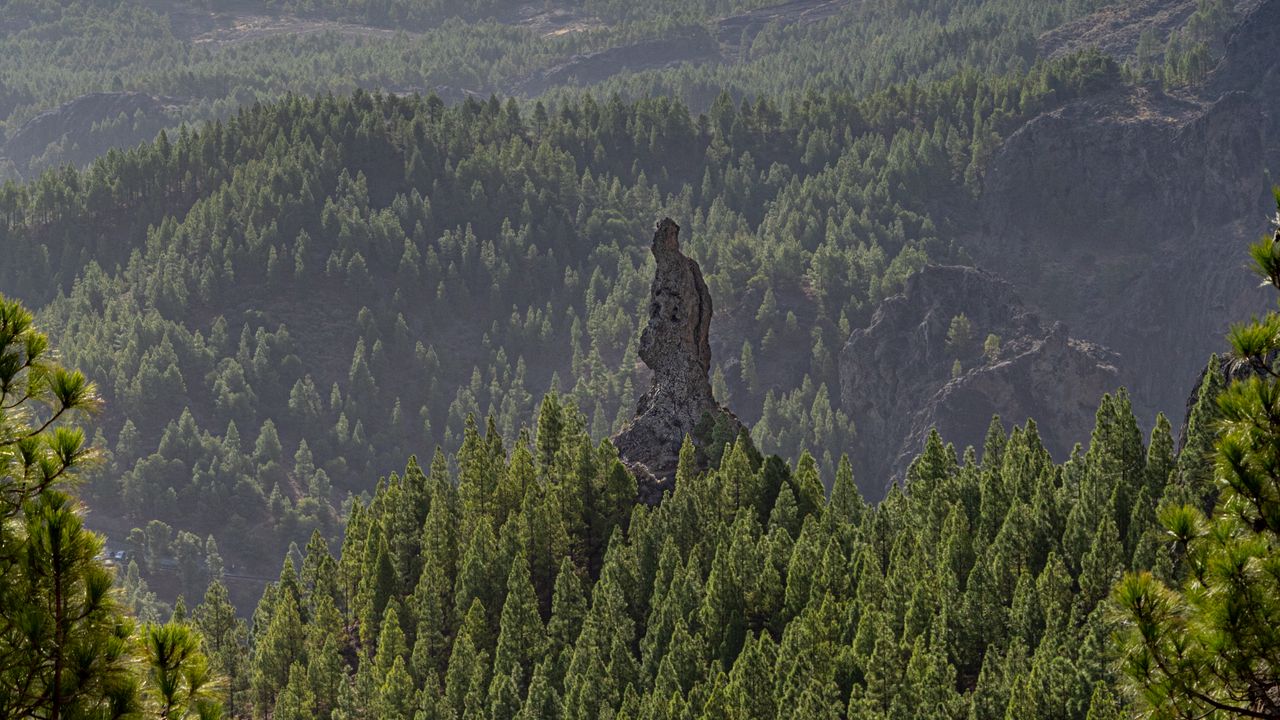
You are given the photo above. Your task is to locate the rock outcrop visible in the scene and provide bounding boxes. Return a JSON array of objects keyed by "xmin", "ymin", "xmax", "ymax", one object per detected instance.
[
  {"xmin": 973, "ymin": 79, "xmax": 1272, "ymax": 422},
  {"xmin": 967, "ymin": 0, "xmax": 1280, "ymax": 428},
  {"xmin": 1038, "ymin": 0, "xmax": 1200, "ymax": 64},
  {"xmin": 2, "ymin": 92, "xmax": 179, "ymax": 178},
  {"xmin": 613, "ymin": 218, "xmax": 745, "ymax": 502},
  {"xmin": 511, "ymin": 27, "xmax": 721, "ymax": 96},
  {"xmin": 839, "ymin": 265, "xmax": 1120, "ymax": 494}
]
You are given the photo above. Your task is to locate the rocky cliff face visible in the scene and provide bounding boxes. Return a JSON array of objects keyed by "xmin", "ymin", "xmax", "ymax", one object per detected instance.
[
  {"xmin": 2, "ymin": 92, "xmax": 179, "ymax": 178},
  {"xmin": 1038, "ymin": 0, "xmax": 1200, "ymax": 63},
  {"xmin": 974, "ymin": 73, "xmax": 1273, "ymax": 422},
  {"xmin": 828, "ymin": 0, "xmax": 1279, "ymax": 492},
  {"xmin": 613, "ymin": 218, "xmax": 745, "ymax": 502},
  {"xmin": 839, "ymin": 265, "xmax": 1119, "ymax": 493},
  {"xmin": 1210, "ymin": 0, "xmax": 1280, "ymax": 157}
]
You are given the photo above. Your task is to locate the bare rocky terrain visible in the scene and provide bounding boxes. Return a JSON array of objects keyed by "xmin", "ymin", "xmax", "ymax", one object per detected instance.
[
  {"xmin": 975, "ymin": 17, "xmax": 1277, "ymax": 426},
  {"xmin": 839, "ymin": 265, "xmax": 1120, "ymax": 490},
  {"xmin": 0, "ymin": 92, "xmax": 180, "ymax": 178},
  {"xmin": 1039, "ymin": 0, "xmax": 1261, "ymax": 63}
]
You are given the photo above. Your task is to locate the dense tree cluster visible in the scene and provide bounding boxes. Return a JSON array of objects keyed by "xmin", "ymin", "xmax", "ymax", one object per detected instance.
[
  {"xmin": 0, "ymin": 293, "xmax": 224, "ymax": 719},
  {"xmin": 0, "ymin": 0, "xmax": 1129, "ymax": 179},
  {"xmin": 225, "ymin": 377, "xmax": 1221, "ymax": 719}
]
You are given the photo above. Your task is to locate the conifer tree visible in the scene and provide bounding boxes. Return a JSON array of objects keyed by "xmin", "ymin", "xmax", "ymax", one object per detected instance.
[
  {"xmin": 373, "ymin": 602, "xmax": 409, "ymax": 674},
  {"xmin": 194, "ymin": 579, "xmax": 249, "ymax": 716},
  {"xmin": 1, "ymin": 491, "xmax": 139, "ymax": 720},
  {"xmin": 374, "ymin": 656, "xmax": 416, "ymax": 720},
  {"xmin": 273, "ymin": 663, "xmax": 315, "ymax": 720},
  {"xmin": 140, "ymin": 621, "xmax": 223, "ymax": 719},
  {"xmin": 1114, "ymin": 204, "xmax": 1280, "ymax": 718},
  {"xmin": 492, "ymin": 550, "xmax": 544, "ymax": 693},
  {"xmin": 0, "ymin": 295, "xmax": 139, "ymax": 719},
  {"xmin": 250, "ymin": 588, "xmax": 305, "ymax": 716},
  {"xmin": 1172, "ymin": 353, "xmax": 1227, "ymax": 511}
]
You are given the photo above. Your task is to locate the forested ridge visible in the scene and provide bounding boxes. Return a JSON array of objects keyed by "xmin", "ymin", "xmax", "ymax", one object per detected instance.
[
  {"xmin": 222, "ymin": 382, "xmax": 1196, "ymax": 719},
  {"xmin": 0, "ymin": 0, "xmax": 1233, "ymax": 178},
  {"xmin": 5, "ymin": 221, "xmax": 1278, "ymax": 718},
  {"xmin": 0, "ymin": 52, "xmax": 1126, "ymax": 606},
  {"xmin": 1, "ymin": 0, "xmax": 1277, "ymax": 717}
]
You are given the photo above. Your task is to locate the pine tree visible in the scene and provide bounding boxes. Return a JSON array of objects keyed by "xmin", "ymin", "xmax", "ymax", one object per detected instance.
[
  {"xmin": 563, "ymin": 534, "xmax": 637, "ymax": 720},
  {"xmin": 492, "ymin": 550, "xmax": 544, "ymax": 693},
  {"xmin": 140, "ymin": 621, "xmax": 223, "ymax": 719},
  {"xmin": 536, "ymin": 394, "xmax": 565, "ymax": 473},
  {"xmin": 1115, "ymin": 213, "xmax": 1280, "ymax": 718},
  {"xmin": 0, "ymin": 491, "xmax": 139, "ymax": 720},
  {"xmin": 724, "ymin": 631, "xmax": 778, "ymax": 719},
  {"xmin": 443, "ymin": 604, "xmax": 489, "ymax": 720},
  {"xmin": 1171, "ymin": 353, "xmax": 1227, "ymax": 511},
  {"xmin": 827, "ymin": 454, "xmax": 865, "ymax": 530},
  {"xmin": 274, "ymin": 662, "xmax": 316, "ymax": 720},
  {"xmin": 374, "ymin": 656, "xmax": 416, "ymax": 720},
  {"xmin": 453, "ymin": 521, "xmax": 499, "ymax": 636},
  {"xmin": 517, "ymin": 659, "xmax": 562, "ymax": 720},
  {"xmin": 306, "ymin": 624, "xmax": 345, "ymax": 720},
  {"xmin": 373, "ymin": 602, "xmax": 409, "ymax": 675},
  {"xmin": 250, "ymin": 588, "xmax": 305, "ymax": 716},
  {"xmin": 195, "ymin": 579, "xmax": 249, "ymax": 716},
  {"xmin": 0, "ymin": 295, "xmax": 140, "ymax": 720},
  {"xmin": 359, "ymin": 537, "xmax": 399, "ymax": 648},
  {"xmin": 792, "ymin": 451, "xmax": 826, "ymax": 521}
]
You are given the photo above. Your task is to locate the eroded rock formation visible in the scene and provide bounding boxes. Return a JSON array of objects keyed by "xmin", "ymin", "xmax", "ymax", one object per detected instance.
[
  {"xmin": 613, "ymin": 218, "xmax": 745, "ymax": 502},
  {"xmin": 839, "ymin": 265, "xmax": 1120, "ymax": 495}
]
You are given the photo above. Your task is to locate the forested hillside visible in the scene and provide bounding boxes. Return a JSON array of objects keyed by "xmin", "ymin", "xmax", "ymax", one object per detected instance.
[
  {"xmin": 5, "ymin": 213, "xmax": 1277, "ymax": 719},
  {"xmin": 0, "ymin": 0, "xmax": 1271, "ymax": 614},
  {"xmin": 0, "ymin": 0, "xmax": 1199, "ymax": 178},
  {"xmin": 2, "ymin": 0, "xmax": 1280, "ymax": 716},
  {"xmin": 222, "ymin": 383, "xmax": 1213, "ymax": 719},
  {"xmin": 0, "ymin": 51, "xmax": 1134, "ymax": 605}
]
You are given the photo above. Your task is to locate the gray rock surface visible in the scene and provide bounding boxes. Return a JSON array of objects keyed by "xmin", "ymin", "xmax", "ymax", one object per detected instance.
[
  {"xmin": 839, "ymin": 265, "xmax": 1120, "ymax": 494},
  {"xmin": 1038, "ymin": 0, "xmax": 1200, "ymax": 63},
  {"xmin": 613, "ymin": 218, "xmax": 745, "ymax": 502},
  {"xmin": 973, "ymin": 80, "xmax": 1272, "ymax": 423},
  {"xmin": 511, "ymin": 27, "xmax": 721, "ymax": 96},
  {"xmin": 2, "ymin": 92, "xmax": 179, "ymax": 178},
  {"xmin": 969, "ymin": 0, "xmax": 1280, "ymax": 429},
  {"xmin": 1210, "ymin": 0, "xmax": 1280, "ymax": 152}
]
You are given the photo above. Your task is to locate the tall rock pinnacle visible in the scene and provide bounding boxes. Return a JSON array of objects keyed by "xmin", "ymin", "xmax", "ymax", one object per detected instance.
[{"xmin": 613, "ymin": 218, "xmax": 745, "ymax": 503}]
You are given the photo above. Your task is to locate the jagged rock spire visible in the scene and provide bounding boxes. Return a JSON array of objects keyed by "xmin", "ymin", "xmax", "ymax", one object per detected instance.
[
  {"xmin": 640, "ymin": 218, "xmax": 714, "ymax": 395},
  {"xmin": 613, "ymin": 218, "xmax": 744, "ymax": 503}
]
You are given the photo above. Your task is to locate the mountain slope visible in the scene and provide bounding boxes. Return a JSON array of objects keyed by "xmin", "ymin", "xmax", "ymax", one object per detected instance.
[{"xmin": 974, "ymin": 0, "xmax": 1278, "ymax": 422}]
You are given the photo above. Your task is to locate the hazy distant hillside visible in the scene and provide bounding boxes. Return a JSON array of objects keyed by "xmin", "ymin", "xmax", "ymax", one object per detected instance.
[{"xmin": 0, "ymin": 0, "xmax": 1114, "ymax": 179}]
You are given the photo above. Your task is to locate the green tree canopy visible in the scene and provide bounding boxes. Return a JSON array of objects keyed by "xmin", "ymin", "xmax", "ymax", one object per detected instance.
[{"xmin": 1114, "ymin": 191, "xmax": 1280, "ymax": 718}]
